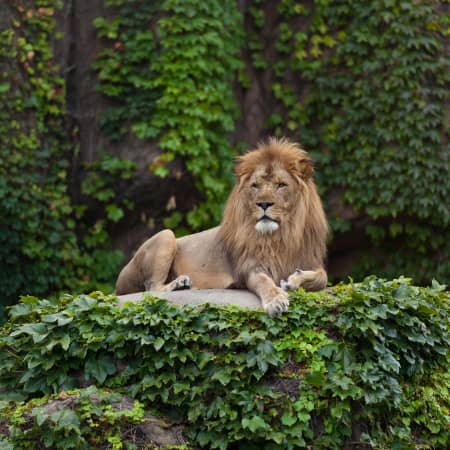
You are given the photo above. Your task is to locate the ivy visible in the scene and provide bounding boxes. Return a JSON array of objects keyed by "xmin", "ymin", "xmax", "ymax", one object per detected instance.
[
  {"xmin": 81, "ymin": 153, "xmax": 137, "ymax": 224},
  {"xmin": 93, "ymin": 0, "xmax": 243, "ymax": 230},
  {"xmin": 93, "ymin": 1, "xmax": 162, "ymax": 142},
  {"xmin": 0, "ymin": 1, "xmax": 124, "ymax": 315},
  {"xmin": 265, "ymin": 0, "xmax": 450, "ymax": 282},
  {"xmin": 0, "ymin": 386, "xmax": 166, "ymax": 449},
  {"xmin": 1, "ymin": 278, "xmax": 448, "ymax": 448}
]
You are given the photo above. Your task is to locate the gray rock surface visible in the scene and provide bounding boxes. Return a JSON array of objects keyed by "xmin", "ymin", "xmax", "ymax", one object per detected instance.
[{"xmin": 117, "ymin": 289, "xmax": 262, "ymax": 310}]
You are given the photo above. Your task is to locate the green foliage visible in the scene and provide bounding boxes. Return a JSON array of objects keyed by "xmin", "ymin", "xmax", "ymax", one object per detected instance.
[
  {"xmin": 81, "ymin": 152, "xmax": 137, "ymax": 224},
  {"xmin": 93, "ymin": 1, "xmax": 161, "ymax": 141},
  {"xmin": 266, "ymin": 0, "xmax": 450, "ymax": 282},
  {"xmin": 0, "ymin": 386, "xmax": 160, "ymax": 449},
  {"xmin": 0, "ymin": 1, "xmax": 125, "ymax": 311},
  {"xmin": 1, "ymin": 278, "xmax": 448, "ymax": 449},
  {"xmin": 94, "ymin": 0, "xmax": 244, "ymax": 229}
]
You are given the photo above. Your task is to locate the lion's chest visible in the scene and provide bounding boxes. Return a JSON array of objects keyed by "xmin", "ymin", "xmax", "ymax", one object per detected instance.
[{"xmin": 236, "ymin": 240, "xmax": 295, "ymax": 285}]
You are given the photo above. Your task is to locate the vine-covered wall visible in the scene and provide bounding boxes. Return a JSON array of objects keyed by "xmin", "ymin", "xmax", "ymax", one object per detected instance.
[
  {"xmin": 94, "ymin": 0, "xmax": 243, "ymax": 230},
  {"xmin": 0, "ymin": 0, "xmax": 448, "ymax": 307},
  {"xmin": 265, "ymin": 0, "xmax": 450, "ymax": 282},
  {"xmin": 0, "ymin": 0, "xmax": 125, "ymax": 309}
]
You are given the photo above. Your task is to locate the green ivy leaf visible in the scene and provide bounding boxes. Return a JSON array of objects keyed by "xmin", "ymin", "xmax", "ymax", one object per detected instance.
[
  {"xmin": 241, "ymin": 415, "xmax": 269, "ymax": 432},
  {"xmin": 85, "ymin": 354, "xmax": 116, "ymax": 383},
  {"xmin": 10, "ymin": 323, "xmax": 49, "ymax": 344},
  {"xmin": 106, "ymin": 204, "xmax": 124, "ymax": 222},
  {"xmin": 153, "ymin": 337, "xmax": 165, "ymax": 351},
  {"xmin": 281, "ymin": 413, "xmax": 297, "ymax": 426}
]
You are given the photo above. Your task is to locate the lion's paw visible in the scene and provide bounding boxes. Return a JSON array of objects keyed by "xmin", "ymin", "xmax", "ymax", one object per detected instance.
[
  {"xmin": 170, "ymin": 275, "xmax": 192, "ymax": 291},
  {"xmin": 263, "ymin": 291, "xmax": 289, "ymax": 317},
  {"xmin": 281, "ymin": 269, "xmax": 304, "ymax": 291}
]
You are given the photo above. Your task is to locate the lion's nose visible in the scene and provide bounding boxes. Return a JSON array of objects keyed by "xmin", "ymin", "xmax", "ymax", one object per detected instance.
[{"xmin": 257, "ymin": 202, "xmax": 274, "ymax": 211}]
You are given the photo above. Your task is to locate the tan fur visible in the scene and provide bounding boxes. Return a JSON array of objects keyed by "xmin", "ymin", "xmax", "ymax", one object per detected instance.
[{"xmin": 115, "ymin": 138, "xmax": 328, "ymax": 316}]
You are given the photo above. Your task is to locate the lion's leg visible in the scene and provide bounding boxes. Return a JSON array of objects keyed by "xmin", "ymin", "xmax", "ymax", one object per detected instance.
[
  {"xmin": 280, "ymin": 268, "xmax": 327, "ymax": 292},
  {"xmin": 115, "ymin": 229, "xmax": 191, "ymax": 295},
  {"xmin": 246, "ymin": 271, "xmax": 289, "ymax": 317},
  {"xmin": 138, "ymin": 230, "xmax": 192, "ymax": 292}
]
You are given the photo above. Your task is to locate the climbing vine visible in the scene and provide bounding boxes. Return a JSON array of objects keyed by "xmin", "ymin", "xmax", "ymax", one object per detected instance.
[
  {"xmin": 266, "ymin": 0, "xmax": 450, "ymax": 282},
  {"xmin": 0, "ymin": 0, "xmax": 126, "ymax": 313},
  {"xmin": 93, "ymin": 1, "xmax": 161, "ymax": 142},
  {"xmin": 94, "ymin": 0, "xmax": 243, "ymax": 230}
]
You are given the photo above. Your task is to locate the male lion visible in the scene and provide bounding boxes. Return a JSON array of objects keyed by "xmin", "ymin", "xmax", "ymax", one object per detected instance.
[{"xmin": 115, "ymin": 138, "xmax": 328, "ymax": 316}]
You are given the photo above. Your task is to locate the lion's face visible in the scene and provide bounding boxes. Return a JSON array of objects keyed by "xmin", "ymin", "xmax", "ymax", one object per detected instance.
[{"xmin": 244, "ymin": 165, "xmax": 301, "ymax": 234}]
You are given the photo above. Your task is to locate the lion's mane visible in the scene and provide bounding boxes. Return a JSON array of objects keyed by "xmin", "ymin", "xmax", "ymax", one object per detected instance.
[{"xmin": 218, "ymin": 138, "xmax": 328, "ymax": 285}]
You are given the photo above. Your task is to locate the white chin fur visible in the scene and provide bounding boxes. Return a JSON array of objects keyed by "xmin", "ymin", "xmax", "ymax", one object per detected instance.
[{"xmin": 255, "ymin": 219, "xmax": 279, "ymax": 234}]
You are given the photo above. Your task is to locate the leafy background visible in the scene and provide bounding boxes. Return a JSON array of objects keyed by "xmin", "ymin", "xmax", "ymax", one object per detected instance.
[{"xmin": 0, "ymin": 0, "xmax": 449, "ymax": 310}]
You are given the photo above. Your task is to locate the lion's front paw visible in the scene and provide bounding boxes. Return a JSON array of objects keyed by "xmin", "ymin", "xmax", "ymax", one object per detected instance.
[
  {"xmin": 263, "ymin": 291, "xmax": 289, "ymax": 317},
  {"xmin": 281, "ymin": 269, "xmax": 304, "ymax": 291},
  {"xmin": 170, "ymin": 275, "xmax": 192, "ymax": 291}
]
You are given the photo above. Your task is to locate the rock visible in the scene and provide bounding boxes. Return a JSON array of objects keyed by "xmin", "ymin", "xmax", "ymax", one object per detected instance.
[
  {"xmin": 117, "ymin": 289, "xmax": 262, "ymax": 310},
  {"xmin": 138, "ymin": 417, "xmax": 185, "ymax": 447}
]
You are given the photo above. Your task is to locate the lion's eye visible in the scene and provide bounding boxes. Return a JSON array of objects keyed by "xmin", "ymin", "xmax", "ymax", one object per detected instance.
[{"xmin": 277, "ymin": 182, "xmax": 287, "ymax": 189}]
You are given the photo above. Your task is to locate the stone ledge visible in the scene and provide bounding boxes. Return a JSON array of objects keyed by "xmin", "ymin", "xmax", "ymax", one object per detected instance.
[{"xmin": 117, "ymin": 289, "xmax": 262, "ymax": 310}]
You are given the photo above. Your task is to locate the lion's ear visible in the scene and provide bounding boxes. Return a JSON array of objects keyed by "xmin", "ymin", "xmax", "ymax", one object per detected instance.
[{"xmin": 297, "ymin": 155, "xmax": 314, "ymax": 180}]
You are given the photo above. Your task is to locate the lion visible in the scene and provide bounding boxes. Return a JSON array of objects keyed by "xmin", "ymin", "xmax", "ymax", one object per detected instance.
[{"xmin": 115, "ymin": 138, "xmax": 328, "ymax": 316}]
